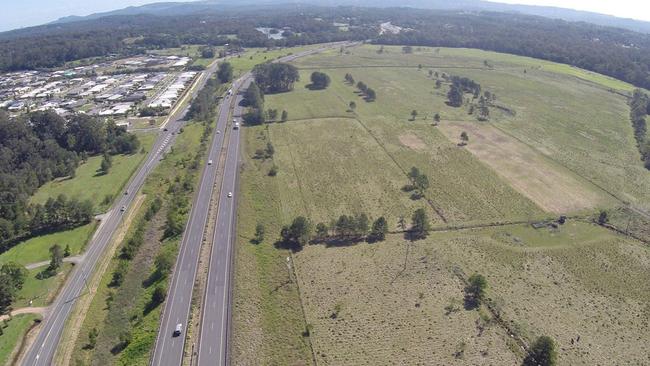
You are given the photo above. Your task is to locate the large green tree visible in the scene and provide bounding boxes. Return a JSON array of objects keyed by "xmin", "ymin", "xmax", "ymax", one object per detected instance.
[
  {"xmin": 410, "ymin": 208, "xmax": 431, "ymax": 239},
  {"xmin": 523, "ymin": 336, "xmax": 558, "ymax": 366},
  {"xmin": 253, "ymin": 63, "xmax": 300, "ymax": 93}
]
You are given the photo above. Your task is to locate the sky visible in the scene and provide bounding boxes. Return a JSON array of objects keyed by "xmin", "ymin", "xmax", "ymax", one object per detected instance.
[
  {"xmin": 0, "ymin": 0, "xmax": 201, "ymax": 32},
  {"xmin": 2, "ymin": 0, "xmax": 650, "ymax": 32},
  {"xmin": 490, "ymin": 0, "xmax": 650, "ymax": 22}
]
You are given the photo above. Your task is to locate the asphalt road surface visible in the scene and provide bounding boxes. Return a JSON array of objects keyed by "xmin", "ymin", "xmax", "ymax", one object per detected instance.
[
  {"xmin": 21, "ymin": 59, "xmax": 223, "ymax": 366},
  {"xmin": 151, "ymin": 42, "xmax": 352, "ymax": 366}
]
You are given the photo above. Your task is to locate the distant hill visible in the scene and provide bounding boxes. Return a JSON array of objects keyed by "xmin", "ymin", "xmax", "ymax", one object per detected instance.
[{"xmin": 50, "ymin": 0, "xmax": 650, "ymax": 34}]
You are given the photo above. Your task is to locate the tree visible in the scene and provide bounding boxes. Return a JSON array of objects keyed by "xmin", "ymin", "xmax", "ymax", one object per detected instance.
[
  {"xmin": 268, "ymin": 164, "xmax": 278, "ymax": 176},
  {"xmin": 447, "ymin": 84, "xmax": 464, "ymax": 107},
  {"xmin": 435, "ymin": 79, "xmax": 442, "ymax": 89},
  {"xmin": 356, "ymin": 81, "xmax": 367, "ymax": 93},
  {"xmin": 369, "ymin": 216, "xmax": 388, "ymax": 242},
  {"xmin": 201, "ymin": 47, "xmax": 215, "ymax": 59},
  {"xmin": 243, "ymin": 82, "xmax": 264, "ymax": 109},
  {"xmin": 267, "ymin": 109, "xmax": 278, "ymax": 121},
  {"xmin": 149, "ymin": 285, "xmax": 166, "ymax": 308},
  {"xmin": 460, "ymin": 131, "xmax": 469, "ymax": 145},
  {"xmin": 349, "ymin": 101, "xmax": 356, "ymax": 112},
  {"xmin": 265, "ymin": 142, "xmax": 275, "ymax": 158},
  {"xmin": 315, "ymin": 222, "xmax": 329, "ymax": 240},
  {"xmin": 87, "ymin": 327, "xmax": 99, "ymax": 349},
  {"xmin": 243, "ymin": 108, "xmax": 265, "ymax": 125},
  {"xmin": 402, "ymin": 46, "xmax": 413, "ymax": 54},
  {"xmin": 428, "ymin": 70, "xmax": 433, "ymax": 77},
  {"xmin": 64, "ymin": 244, "xmax": 71, "ymax": 257},
  {"xmin": 465, "ymin": 273, "xmax": 487, "ymax": 307},
  {"xmin": 1, "ymin": 262, "xmax": 27, "ymax": 290},
  {"xmin": 254, "ymin": 223, "xmax": 265, "ymax": 243},
  {"xmin": 410, "ymin": 110, "xmax": 418, "ymax": 120},
  {"xmin": 217, "ymin": 62, "xmax": 233, "ymax": 83},
  {"xmin": 365, "ymin": 88, "xmax": 376, "ymax": 101},
  {"xmin": 354, "ymin": 213, "xmax": 369, "ymax": 237},
  {"xmin": 344, "ymin": 73, "xmax": 355, "ymax": 85},
  {"xmin": 48, "ymin": 244, "xmax": 63, "ymax": 272},
  {"xmin": 597, "ymin": 210, "xmax": 609, "ymax": 225},
  {"xmin": 280, "ymin": 216, "xmax": 312, "ymax": 247},
  {"xmin": 434, "ymin": 113, "xmax": 441, "ymax": 123},
  {"xmin": 523, "ymin": 336, "xmax": 558, "ymax": 366},
  {"xmin": 252, "ymin": 63, "xmax": 300, "ymax": 93},
  {"xmin": 154, "ymin": 250, "xmax": 174, "ymax": 278},
  {"xmin": 410, "ymin": 208, "xmax": 431, "ymax": 239},
  {"xmin": 99, "ymin": 153, "xmax": 112, "ymax": 175},
  {"xmin": 310, "ymin": 71, "xmax": 331, "ymax": 89},
  {"xmin": 414, "ymin": 173, "xmax": 430, "ymax": 192},
  {"xmin": 281, "ymin": 110, "xmax": 288, "ymax": 122}
]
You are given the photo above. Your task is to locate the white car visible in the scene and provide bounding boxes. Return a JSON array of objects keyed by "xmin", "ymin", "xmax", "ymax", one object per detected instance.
[
  {"xmin": 217, "ymin": 130, "xmax": 221, "ymax": 134},
  {"xmin": 227, "ymin": 192, "xmax": 233, "ymax": 198},
  {"xmin": 120, "ymin": 206, "xmax": 126, "ymax": 212},
  {"xmin": 208, "ymin": 159, "xmax": 213, "ymax": 165},
  {"xmin": 173, "ymin": 323, "xmax": 182, "ymax": 337}
]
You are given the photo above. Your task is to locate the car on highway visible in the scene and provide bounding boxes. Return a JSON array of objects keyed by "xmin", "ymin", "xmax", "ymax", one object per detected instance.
[
  {"xmin": 227, "ymin": 192, "xmax": 232, "ymax": 198},
  {"xmin": 217, "ymin": 130, "xmax": 221, "ymax": 134},
  {"xmin": 233, "ymin": 121, "xmax": 240, "ymax": 129},
  {"xmin": 120, "ymin": 206, "xmax": 126, "ymax": 212},
  {"xmin": 208, "ymin": 159, "xmax": 213, "ymax": 165},
  {"xmin": 173, "ymin": 323, "xmax": 182, "ymax": 337}
]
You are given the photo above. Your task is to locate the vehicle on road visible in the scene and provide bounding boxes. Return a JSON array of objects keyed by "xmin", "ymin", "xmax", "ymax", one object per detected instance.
[
  {"xmin": 124, "ymin": 190, "xmax": 128, "ymax": 195},
  {"xmin": 233, "ymin": 121, "xmax": 240, "ymax": 129},
  {"xmin": 217, "ymin": 130, "xmax": 221, "ymax": 134},
  {"xmin": 228, "ymin": 89, "xmax": 233, "ymax": 95},
  {"xmin": 163, "ymin": 127, "xmax": 168, "ymax": 131},
  {"xmin": 173, "ymin": 323, "xmax": 182, "ymax": 337},
  {"xmin": 227, "ymin": 192, "xmax": 232, "ymax": 198},
  {"xmin": 120, "ymin": 206, "xmax": 126, "ymax": 212},
  {"xmin": 208, "ymin": 159, "xmax": 213, "ymax": 165}
]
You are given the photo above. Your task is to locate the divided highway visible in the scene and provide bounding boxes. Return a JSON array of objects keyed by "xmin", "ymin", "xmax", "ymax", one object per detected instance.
[
  {"xmin": 151, "ymin": 42, "xmax": 351, "ymax": 366},
  {"xmin": 22, "ymin": 58, "xmax": 224, "ymax": 366}
]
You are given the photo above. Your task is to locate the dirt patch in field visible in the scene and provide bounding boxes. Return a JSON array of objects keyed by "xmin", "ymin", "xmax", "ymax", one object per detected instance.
[
  {"xmin": 438, "ymin": 121, "xmax": 608, "ymax": 213},
  {"xmin": 398, "ymin": 133, "xmax": 426, "ymax": 150}
]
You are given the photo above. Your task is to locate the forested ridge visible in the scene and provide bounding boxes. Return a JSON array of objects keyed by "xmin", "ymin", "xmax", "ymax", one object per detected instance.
[{"xmin": 0, "ymin": 110, "xmax": 140, "ymax": 249}]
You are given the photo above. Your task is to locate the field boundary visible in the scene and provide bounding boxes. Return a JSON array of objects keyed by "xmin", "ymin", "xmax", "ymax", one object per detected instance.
[{"xmin": 353, "ymin": 116, "xmax": 449, "ymax": 223}]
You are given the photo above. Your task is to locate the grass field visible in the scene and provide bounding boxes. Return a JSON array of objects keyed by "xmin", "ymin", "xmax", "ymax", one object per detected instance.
[
  {"xmin": 0, "ymin": 314, "xmax": 41, "ymax": 366},
  {"xmin": 31, "ymin": 133, "xmax": 155, "ymax": 212},
  {"xmin": 232, "ymin": 43, "xmax": 650, "ymax": 365},
  {"xmin": 14, "ymin": 264, "xmax": 73, "ymax": 308},
  {"xmin": 229, "ymin": 45, "xmax": 322, "ymax": 76},
  {"xmin": 0, "ymin": 223, "xmax": 97, "ymax": 266}
]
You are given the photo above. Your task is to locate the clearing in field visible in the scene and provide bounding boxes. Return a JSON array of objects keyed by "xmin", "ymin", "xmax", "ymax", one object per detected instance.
[{"xmin": 438, "ymin": 121, "xmax": 612, "ymax": 213}]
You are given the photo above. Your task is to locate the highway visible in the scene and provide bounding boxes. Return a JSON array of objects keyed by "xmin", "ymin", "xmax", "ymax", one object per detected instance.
[
  {"xmin": 194, "ymin": 43, "xmax": 352, "ymax": 366},
  {"xmin": 150, "ymin": 42, "xmax": 352, "ymax": 366},
  {"xmin": 21, "ymin": 57, "xmax": 224, "ymax": 366}
]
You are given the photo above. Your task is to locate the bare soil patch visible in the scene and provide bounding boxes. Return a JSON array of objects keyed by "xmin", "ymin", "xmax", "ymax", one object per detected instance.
[
  {"xmin": 398, "ymin": 133, "xmax": 426, "ymax": 150},
  {"xmin": 438, "ymin": 121, "xmax": 609, "ymax": 213}
]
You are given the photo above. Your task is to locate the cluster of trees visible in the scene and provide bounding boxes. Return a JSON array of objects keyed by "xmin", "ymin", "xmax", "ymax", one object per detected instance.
[
  {"xmin": 279, "ymin": 207, "xmax": 432, "ymax": 248},
  {"xmin": 0, "ymin": 262, "xmax": 28, "ymax": 314},
  {"xmin": 252, "ymin": 63, "xmax": 300, "ymax": 93},
  {"xmin": 139, "ymin": 106, "xmax": 167, "ymax": 117},
  {"xmin": 355, "ymin": 81, "xmax": 377, "ymax": 102},
  {"xmin": 309, "ymin": 71, "xmax": 331, "ymax": 90},
  {"xmin": 524, "ymin": 336, "xmax": 558, "ymax": 366},
  {"xmin": 243, "ymin": 82, "xmax": 288, "ymax": 125},
  {"xmin": 447, "ymin": 76, "xmax": 481, "ymax": 107},
  {"xmin": 404, "ymin": 167, "xmax": 430, "ymax": 199},
  {"xmin": 187, "ymin": 76, "xmax": 220, "ymax": 121},
  {"xmin": 0, "ymin": 111, "xmax": 139, "ymax": 247},
  {"xmin": 629, "ymin": 89, "xmax": 650, "ymax": 169}
]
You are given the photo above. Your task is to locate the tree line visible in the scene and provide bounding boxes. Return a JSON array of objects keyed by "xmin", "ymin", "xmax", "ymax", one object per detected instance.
[
  {"xmin": 345, "ymin": 74, "xmax": 377, "ymax": 102},
  {"xmin": 0, "ymin": 110, "xmax": 140, "ymax": 248},
  {"xmin": 243, "ymin": 81, "xmax": 288, "ymax": 125},
  {"xmin": 279, "ymin": 207, "xmax": 433, "ymax": 248},
  {"xmin": 629, "ymin": 89, "xmax": 650, "ymax": 170}
]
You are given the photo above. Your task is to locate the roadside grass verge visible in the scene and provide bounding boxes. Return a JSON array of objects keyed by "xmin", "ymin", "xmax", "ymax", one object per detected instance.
[
  {"xmin": 68, "ymin": 121, "xmax": 209, "ymax": 366},
  {"xmin": 0, "ymin": 314, "xmax": 41, "ymax": 366},
  {"xmin": 30, "ymin": 133, "xmax": 156, "ymax": 212},
  {"xmin": 0, "ymin": 223, "xmax": 96, "ymax": 266}
]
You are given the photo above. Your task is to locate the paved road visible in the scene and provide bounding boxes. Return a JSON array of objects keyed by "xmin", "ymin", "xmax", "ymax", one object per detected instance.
[
  {"xmin": 150, "ymin": 42, "xmax": 352, "ymax": 366},
  {"xmin": 21, "ymin": 58, "xmax": 224, "ymax": 366}
]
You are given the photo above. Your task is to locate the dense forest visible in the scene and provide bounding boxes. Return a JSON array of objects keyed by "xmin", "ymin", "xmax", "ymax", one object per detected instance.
[
  {"xmin": 2, "ymin": 7, "xmax": 650, "ymax": 89},
  {"xmin": 0, "ymin": 110, "xmax": 140, "ymax": 249}
]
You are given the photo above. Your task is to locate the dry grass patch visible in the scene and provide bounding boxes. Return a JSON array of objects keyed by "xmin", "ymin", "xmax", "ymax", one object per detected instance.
[
  {"xmin": 398, "ymin": 133, "xmax": 427, "ymax": 151},
  {"xmin": 438, "ymin": 121, "xmax": 612, "ymax": 214},
  {"xmin": 294, "ymin": 240, "xmax": 519, "ymax": 365}
]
